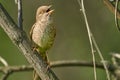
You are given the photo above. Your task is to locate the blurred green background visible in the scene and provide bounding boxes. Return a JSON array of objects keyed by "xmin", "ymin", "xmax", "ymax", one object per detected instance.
[{"xmin": 0, "ymin": 0, "xmax": 120, "ymax": 80}]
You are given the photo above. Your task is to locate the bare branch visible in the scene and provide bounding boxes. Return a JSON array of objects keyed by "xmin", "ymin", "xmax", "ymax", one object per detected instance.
[
  {"xmin": 0, "ymin": 60, "xmax": 116, "ymax": 78},
  {"xmin": 0, "ymin": 56, "xmax": 8, "ymax": 66},
  {"xmin": 104, "ymin": 0, "xmax": 120, "ymax": 19},
  {"xmin": 114, "ymin": 0, "xmax": 120, "ymax": 31},
  {"xmin": 0, "ymin": 65, "xmax": 33, "ymax": 73},
  {"xmin": 51, "ymin": 60, "xmax": 104, "ymax": 69},
  {"xmin": 1, "ymin": 72, "xmax": 11, "ymax": 80},
  {"xmin": 0, "ymin": 60, "xmax": 118, "ymax": 80},
  {"xmin": 15, "ymin": 0, "xmax": 23, "ymax": 30},
  {"xmin": 0, "ymin": 3, "xmax": 59, "ymax": 80},
  {"xmin": 0, "ymin": 65, "xmax": 32, "ymax": 80},
  {"xmin": 0, "ymin": 61, "xmax": 105, "ymax": 73},
  {"xmin": 91, "ymin": 33, "xmax": 111, "ymax": 80},
  {"xmin": 77, "ymin": 0, "xmax": 97, "ymax": 80}
]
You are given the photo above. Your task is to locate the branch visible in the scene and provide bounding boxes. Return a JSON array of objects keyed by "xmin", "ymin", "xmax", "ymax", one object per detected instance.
[
  {"xmin": 0, "ymin": 61, "xmax": 106, "ymax": 73},
  {"xmin": 104, "ymin": 0, "xmax": 120, "ymax": 19},
  {"xmin": 0, "ymin": 3, "xmax": 59, "ymax": 80},
  {"xmin": 77, "ymin": 0, "xmax": 97, "ymax": 80},
  {"xmin": 104, "ymin": 0, "xmax": 120, "ymax": 31},
  {"xmin": 114, "ymin": 0, "xmax": 120, "ymax": 31},
  {"xmin": 0, "ymin": 60, "xmax": 114, "ymax": 72},
  {"xmin": 0, "ymin": 56, "xmax": 8, "ymax": 67},
  {"xmin": 1, "ymin": 72, "xmax": 11, "ymax": 80},
  {"xmin": 1, "ymin": 60, "xmax": 120, "ymax": 80},
  {"xmin": 15, "ymin": 0, "xmax": 23, "ymax": 30},
  {"xmin": 78, "ymin": 0, "xmax": 111, "ymax": 80},
  {"xmin": 51, "ymin": 60, "xmax": 104, "ymax": 69},
  {"xmin": 0, "ymin": 60, "xmax": 117, "ymax": 80}
]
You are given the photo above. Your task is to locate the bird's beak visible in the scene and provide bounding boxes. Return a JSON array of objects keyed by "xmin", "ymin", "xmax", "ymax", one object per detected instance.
[
  {"xmin": 47, "ymin": 5, "xmax": 54, "ymax": 15},
  {"xmin": 48, "ymin": 5, "xmax": 52, "ymax": 8},
  {"xmin": 48, "ymin": 9, "xmax": 54, "ymax": 15}
]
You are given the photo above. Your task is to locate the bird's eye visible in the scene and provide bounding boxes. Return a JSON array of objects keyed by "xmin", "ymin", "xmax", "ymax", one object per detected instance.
[{"xmin": 46, "ymin": 9, "xmax": 50, "ymax": 12}]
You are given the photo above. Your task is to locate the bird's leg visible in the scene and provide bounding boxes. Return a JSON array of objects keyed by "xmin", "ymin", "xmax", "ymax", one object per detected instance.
[
  {"xmin": 45, "ymin": 52, "xmax": 50, "ymax": 65},
  {"xmin": 31, "ymin": 42, "xmax": 38, "ymax": 52},
  {"xmin": 44, "ymin": 52, "xmax": 51, "ymax": 72}
]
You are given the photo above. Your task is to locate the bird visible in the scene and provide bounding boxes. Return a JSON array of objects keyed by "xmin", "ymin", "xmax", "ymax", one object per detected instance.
[
  {"xmin": 30, "ymin": 5, "xmax": 56, "ymax": 61},
  {"xmin": 30, "ymin": 5, "xmax": 56, "ymax": 80}
]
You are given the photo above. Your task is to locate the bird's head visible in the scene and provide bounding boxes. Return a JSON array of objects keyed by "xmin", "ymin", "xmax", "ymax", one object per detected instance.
[{"xmin": 36, "ymin": 5, "xmax": 54, "ymax": 21}]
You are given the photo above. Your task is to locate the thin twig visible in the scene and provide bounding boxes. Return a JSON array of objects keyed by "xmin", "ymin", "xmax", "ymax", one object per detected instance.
[
  {"xmin": 77, "ymin": 0, "xmax": 97, "ymax": 80},
  {"xmin": 0, "ymin": 61, "xmax": 113, "ymax": 73},
  {"xmin": 0, "ymin": 60, "xmax": 116, "ymax": 80},
  {"xmin": 0, "ymin": 65, "xmax": 33, "ymax": 73},
  {"xmin": 1, "ymin": 72, "xmax": 11, "ymax": 80},
  {"xmin": 0, "ymin": 56, "xmax": 8, "ymax": 66},
  {"xmin": 115, "ymin": 0, "xmax": 120, "ymax": 31},
  {"xmin": 77, "ymin": 0, "xmax": 111, "ymax": 80},
  {"xmin": 51, "ymin": 60, "xmax": 104, "ymax": 69},
  {"xmin": 91, "ymin": 34, "xmax": 111, "ymax": 80},
  {"xmin": 0, "ymin": 73, "xmax": 10, "ymax": 80},
  {"xmin": 15, "ymin": 0, "xmax": 23, "ymax": 30},
  {"xmin": 104, "ymin": 0, "xmax": 120, "ymax": 19},
  {"xmin": 0, "ymin": 65, "xmax": 32, "ymax": 80},
  {"xmin": 0, "ymin": 61, "xmax": 101, "ymax": 73}
]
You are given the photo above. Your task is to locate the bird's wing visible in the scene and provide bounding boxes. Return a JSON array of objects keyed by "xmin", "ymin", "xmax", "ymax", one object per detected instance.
[{"xmin": 29, "ymin": 23, "xmax": 36, "ymax": 40}]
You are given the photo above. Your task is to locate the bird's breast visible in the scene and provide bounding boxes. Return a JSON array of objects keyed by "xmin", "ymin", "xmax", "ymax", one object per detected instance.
[{"xmin": 32, "ymin": 20, "xmax": 55, "ymax": 51}]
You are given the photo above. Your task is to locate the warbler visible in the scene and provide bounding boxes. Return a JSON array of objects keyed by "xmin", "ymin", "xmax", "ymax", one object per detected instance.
[{"xmin": 30, "ymin": 5, "xmax": 56, "ymax": 80}]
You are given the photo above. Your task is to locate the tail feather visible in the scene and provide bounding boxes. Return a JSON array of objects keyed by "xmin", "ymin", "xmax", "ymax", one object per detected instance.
[
  {"xmin": 33, "ymin": 48, "xmax": 48, "ymax": 80},
  {"xmin": 33, "ymin": 70, "xmax": 41, "ymax": 80}
]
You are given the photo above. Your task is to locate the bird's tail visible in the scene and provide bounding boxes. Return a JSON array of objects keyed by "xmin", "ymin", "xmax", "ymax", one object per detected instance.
[
  {"xmin": 33, "ymin": 48, "xmax": 48, "ymax": 80},
  {"xmin": 33, "ymin": 71, "xmax": 41, "ymax": 80}
]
